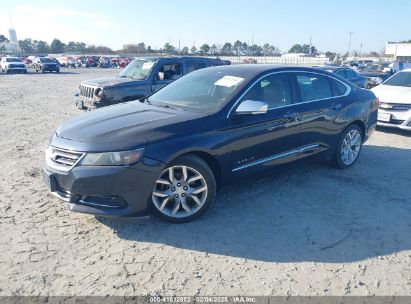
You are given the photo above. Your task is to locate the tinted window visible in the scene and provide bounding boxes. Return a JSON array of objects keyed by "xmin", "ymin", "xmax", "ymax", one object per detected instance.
[
  {"xmin": 345, "ymin": 69, "xmax": 357, "ymax": 79},
  {"xmin": 240, "ymin": 73, "xmax": 292, "ymax": 109},
  {"xmin": 331, "ymin": 79, "xmax": 348, "ymax": 96},
  {"xmin": 187, "ymin": 62, "xmax": 206, "ymax": 73},
  {"xmin": 335, "ymin": 69, "xmax": 346, "ymax": 78},
  {"xmin": 296, "ymin": 74, "xmax": 333, "ymax": 102}
]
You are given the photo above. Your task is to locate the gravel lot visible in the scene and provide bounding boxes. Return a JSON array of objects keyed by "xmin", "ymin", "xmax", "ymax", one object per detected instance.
[{"xmin": 0, "ymin": 68, "xmax": 410, "ymax": 296}]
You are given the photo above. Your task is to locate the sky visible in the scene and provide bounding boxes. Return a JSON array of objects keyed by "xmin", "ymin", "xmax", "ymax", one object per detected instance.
[{"xmin": 1, "ymin": 0, "xmax": 410, "ymax": 54}]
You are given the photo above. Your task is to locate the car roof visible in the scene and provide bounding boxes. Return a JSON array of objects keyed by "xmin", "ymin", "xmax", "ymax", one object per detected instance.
[
  {"xmin": 400, "ymin": 68, "xmax": 411, "ymax": 72},
  {"xmin": 316, "ymin": 65, "xmax": 344, "ymax": 71},
  {"xmin": 201, "ymin": 64, "xmax": 341, "ymax": 79}
]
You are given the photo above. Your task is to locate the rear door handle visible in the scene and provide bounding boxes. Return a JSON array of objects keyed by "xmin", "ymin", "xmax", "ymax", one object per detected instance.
[
  {"xmin": 283, "ymin": 112, "xmax": 301, "ymax": 121},
  {"xmin": 330, "ymin": 103, "xmax": 342, "ymax": 110}
]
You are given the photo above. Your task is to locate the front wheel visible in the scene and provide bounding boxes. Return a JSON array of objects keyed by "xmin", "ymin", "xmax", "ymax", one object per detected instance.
[
  {"xmin": 151, "ymin": 155, "xmax": 216, "ymax": 223},
  {"xmin": 333, "ymin": 124, "xmax": 363, "ymax": 169}
]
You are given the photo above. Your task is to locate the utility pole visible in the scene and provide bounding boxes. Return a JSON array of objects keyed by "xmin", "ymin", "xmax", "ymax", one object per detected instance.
[{"xmin": 347, "ymin": 32, "xmax": 354, "ymax": 57}]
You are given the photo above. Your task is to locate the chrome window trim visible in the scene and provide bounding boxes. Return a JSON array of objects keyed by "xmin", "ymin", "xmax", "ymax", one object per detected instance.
[
  {"xmin": 227, "ymin": 70, "xmax": 351, "ymax": 118},
  {"xmin": 232, "ymin": 144, "xmax": 320, "ymax": 172}
]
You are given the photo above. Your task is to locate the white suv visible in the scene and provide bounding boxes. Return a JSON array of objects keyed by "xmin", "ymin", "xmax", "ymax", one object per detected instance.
[{"xmin": 1, "ymin": 56, "xmax": 27, "ymax": 74}]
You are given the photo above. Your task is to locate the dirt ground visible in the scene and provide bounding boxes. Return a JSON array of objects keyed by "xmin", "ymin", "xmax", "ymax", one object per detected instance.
[{"xmin": 0, "ymin": 68, "xmax": 410, "ymax": 296}]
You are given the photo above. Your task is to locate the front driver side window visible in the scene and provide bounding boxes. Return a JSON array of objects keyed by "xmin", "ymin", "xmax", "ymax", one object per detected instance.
[{"xmin": 240, "ymin": 73, "xmax": 292, "ymax": 109}]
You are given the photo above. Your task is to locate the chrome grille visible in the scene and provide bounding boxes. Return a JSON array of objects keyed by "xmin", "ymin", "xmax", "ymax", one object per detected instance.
[
  {"xmin": 46, "ymin": 147, "xmax": 84, "ymax": 172},
  {"xmin": 379, "ymin": 103, "xmax": 411, "ymax": 111},
  {"xmin": 79, "ymin": 84, "xmax": 96, "ymax": 99}
]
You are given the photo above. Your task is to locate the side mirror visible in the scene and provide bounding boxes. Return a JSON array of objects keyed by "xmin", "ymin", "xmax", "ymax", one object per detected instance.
[
  {"xmin": 235, "ymin": 100, "xmax": 268, "ymax": 115},
  {"xmin": 157, "ymin": 71, "xmax": 165, "ymax": 81}
]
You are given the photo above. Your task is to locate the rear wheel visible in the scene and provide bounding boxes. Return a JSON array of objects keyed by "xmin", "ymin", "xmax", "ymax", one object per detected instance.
[
  {"xmin": 151, "ymin": 155, "xmax": 216, "ymax": 223},
  {"xmin": 333, "ymin": 124, "xmax": 363, "ymax": 169}
]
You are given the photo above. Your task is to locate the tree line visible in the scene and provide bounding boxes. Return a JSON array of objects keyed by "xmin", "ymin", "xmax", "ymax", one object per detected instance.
[{"xmin": 0, "ymin": 34, "xmax": 387, "ymax": 60}]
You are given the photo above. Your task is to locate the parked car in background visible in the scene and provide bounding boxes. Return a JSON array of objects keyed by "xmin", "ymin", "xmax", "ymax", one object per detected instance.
[
  {"xmin": 0, "ymin": 56, "xmax": 27, "ymax": 74},
  {"xmin": 98, "ymin": 57, "xmax": 112, "ymax": 68},
  {"xmin": 317, "ymin": 66, "xmax": 367, "ymax": 87},
  {"xmin": 44, "ymin": 65, "xmax": 377, "ymax": 222},
  {"xmin": 21, "ymin": 57, "xmax": 33, "ymax": 67},
  {"xmin": 57, "ymin": 56, "xmax": 76, "ymax": 67},
  {"xmin": 33, "ymin": 57, "xmax": 60, "ymax": 73},
  {"xmin": 359, "ymin": 62, "xmax": 393, "ymax": 89},
  {"xmin": 371, "ymin": 69, "xmax": 411, "ymax": 130},
  {"xmin": 75, "ymin": 56, "xmax": 231, "ymax": 110},
  {"xmin": 243, "ymin": 57, "xmax": 257, "ymax": 64}
]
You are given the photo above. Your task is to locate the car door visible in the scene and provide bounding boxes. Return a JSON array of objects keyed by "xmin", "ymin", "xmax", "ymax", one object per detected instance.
[
  {"xmin": 227, "ymin": 72, "xmax": 302, "ymax": 177},
  {"xmin": 151, "ymin": 60, "xmax": 183, "ymax": 92},
  {"xmin": 291, "ymin": 72, "xmax": 350, "ymax": 160}
]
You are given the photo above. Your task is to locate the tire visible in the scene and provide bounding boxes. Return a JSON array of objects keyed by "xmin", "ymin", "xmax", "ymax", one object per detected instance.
[
  {"xmin": 332, "ymin": 124, "xmax": 363, "ymax": 169},
  {"xmin": 151, "ymin": 154, "xmax": 216, "ymax": 223}
]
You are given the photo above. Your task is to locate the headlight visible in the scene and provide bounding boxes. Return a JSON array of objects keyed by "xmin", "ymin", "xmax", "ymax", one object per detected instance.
[
  {"xmin": 369, "ymin": 77, "xmax": 383, "ymax": 84},
  {"xmin": 95, "ymin": 88, "xmax": 104, "ymax": 98},
  {"xmin": 79, "ymin": 149, "xmax": 144, "ymax": 166}
]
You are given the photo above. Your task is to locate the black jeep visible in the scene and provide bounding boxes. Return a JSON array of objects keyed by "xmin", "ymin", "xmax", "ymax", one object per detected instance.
[{"xmin": 75, "ymin": 56, "xmax": 230, "ymax": 110}]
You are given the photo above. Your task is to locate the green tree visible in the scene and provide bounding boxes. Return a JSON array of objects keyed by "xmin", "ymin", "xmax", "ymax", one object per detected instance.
[
  {"xmin": 163, "ymin": 43, "xmax": 176, "ymax": 54},
  {"xmin": 50, "ymin": 38, "xmax": 65, "ymax": 53},
  {"xmin": 233, "ymin": 40, "xmax": 242, "ymax": 55},
  {"xmin": 18, "ymin": 39, "xmax": 35, "ymax": 53},
  {"xmin": 0, "ymin": 34, "xmax": 9, "ymax": 43},
  {"xmin": 65, "ymin": 41, "xmax": 77, "ymax": 53},
  {"xmin": 35, "ymin": 40, "xmax": 49, "ymax": 53},
  {"xmin": 199, "ymin": 43, "xmax": 210, "ymax": 55},
  {"xmin": 190, "ymin": 46, "xmax": 197, "ymax": 54},
  {"xmin": 288, "ymin": 44, "xmax": 303, "ymax": 53},
  {"xmin": 210, "ymin": 44, "xmax": 218, "ymax": 55},
  {"xmin": 221, "ymin": 42, "xmax": 232, "ymax": 55},
  {"xmin": 181, "ymin": 46, "xmax": 189, "ymax": 55}
]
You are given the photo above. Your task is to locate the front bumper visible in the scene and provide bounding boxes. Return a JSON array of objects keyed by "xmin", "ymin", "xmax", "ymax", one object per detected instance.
[
  {"xmin": 42, "ymin": 65, "xmax": 59, "ymax": 71},
  {"xmin": 377, "ymin": 109, "xmax": 411, "ymax": 131},
  {"xmin": 6, "ymin": 67, "xmax": 27, "ymax": 72},
  {"xmin": 42, "ymin": 157, "xmax": 164, "ymax": 217}
]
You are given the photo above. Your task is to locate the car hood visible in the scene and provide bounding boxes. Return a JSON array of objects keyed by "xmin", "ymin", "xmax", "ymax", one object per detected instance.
[
  {"xmin": 371, "ymin": 85, "xmax": 411, "ymax": 104},
  {"xmin": 82, "ymin": 76, "xmax": 148, "ymax": 88},
  {"xmin": 55, "ymin": 101, "xmax": 206, "ymax": 151}
]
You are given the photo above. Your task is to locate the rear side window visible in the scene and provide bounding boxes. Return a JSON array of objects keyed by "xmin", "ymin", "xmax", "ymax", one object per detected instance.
[
  {"xmin": 187, "ymin": 62, "xmax": 206, "ymax": 73},
  {"xmin": 296, "ymin": 74, "xmax": 333, "ymax": 102},
  {"xmin": 331, "ymin": 79, "xmax": 349, "ymax": 96}
]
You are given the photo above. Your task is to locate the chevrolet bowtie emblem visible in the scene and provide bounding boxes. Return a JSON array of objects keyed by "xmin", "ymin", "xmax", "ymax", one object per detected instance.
[{"xmin": 380, "ymin": 104, "xmax": 392, "ymax": 109}]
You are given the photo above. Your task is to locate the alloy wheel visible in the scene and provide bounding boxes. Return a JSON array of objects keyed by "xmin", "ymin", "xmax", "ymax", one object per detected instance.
[
  {"xmin": 340, "ymin": 129, "xmax": 362, "ymax": 166},
  {"xmin": 152, "ymin": 165, "xmax": 208, "ymax": 218}
]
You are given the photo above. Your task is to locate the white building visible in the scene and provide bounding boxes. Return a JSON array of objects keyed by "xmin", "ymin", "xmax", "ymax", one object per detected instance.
[
  {"xmin": 8, "ymin": 28, "xmax": 18, "ymax": 44},
  {"xmin": 385, "ymin": 42, "xmax": 411, "ymax": 60}
]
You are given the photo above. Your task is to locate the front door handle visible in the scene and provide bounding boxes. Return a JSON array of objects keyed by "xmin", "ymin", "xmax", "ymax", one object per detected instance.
[{"xmin": 330, "ymin": 103, "xmax": 342, "ymax": 110}]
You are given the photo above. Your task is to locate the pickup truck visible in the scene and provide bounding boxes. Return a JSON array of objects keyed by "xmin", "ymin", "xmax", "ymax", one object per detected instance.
[{"xmin": 75, "ymin": 56, "xmax": 230, "ymax": 110}]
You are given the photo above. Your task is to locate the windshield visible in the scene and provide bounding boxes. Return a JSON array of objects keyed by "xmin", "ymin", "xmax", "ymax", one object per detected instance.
[
  {"xmin": 119, "ymin": 59, "xmax": 155, "ymax": 80},
  {"xmin": 149, "ymin": 68, "xmax": 246, "ymax": 112},
  {"xmin": 40, "ymin": 58, "xmax": 53, "ymax": 63},
  {"xmin": 383, "ymin": 71, "xmax": 411, "ymax": 87},
  {"xmin": 6, "ymin": 58, "xmax": 21, "ymax": 62}
]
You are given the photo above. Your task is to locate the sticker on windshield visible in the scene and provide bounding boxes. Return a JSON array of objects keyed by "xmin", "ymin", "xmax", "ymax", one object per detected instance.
[
  {"xmin": 214, "ymin": 75, "xmax": 244, "ymax": 87},
  {"xmin": 142, "ymin": 62, "xmax": 154, "ymax": 70}
]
